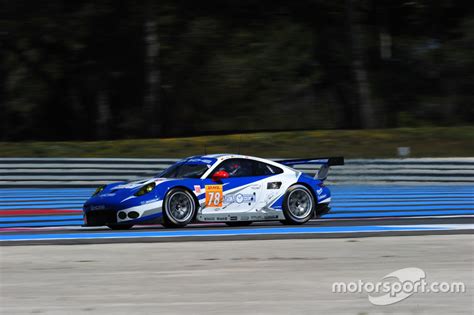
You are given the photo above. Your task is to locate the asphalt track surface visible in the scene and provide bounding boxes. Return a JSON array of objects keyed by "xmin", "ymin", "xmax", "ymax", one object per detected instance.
[
  {"xmin": 2, "ymin": 235, "xmax": 473, "ymax": 314},
  {"xmin": 0, "ymin": 185, "xmax": 473, "ymax": 245}
]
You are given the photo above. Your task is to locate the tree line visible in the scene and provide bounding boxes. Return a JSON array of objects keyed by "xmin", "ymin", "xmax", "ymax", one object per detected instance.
[{"xmin": 1, "ymin": 0, "xmax": 472, "ymax": 141}]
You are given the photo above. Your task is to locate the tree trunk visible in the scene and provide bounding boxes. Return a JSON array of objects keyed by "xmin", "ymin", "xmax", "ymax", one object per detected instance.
[
  {"xmin": 96, "ymin": 89, "xmax": 111, "ymax": 140},
  {"xmin": 347, "ymin": 0, "xmax": 376, "ymax": 128},
  {"xmin": 0, "ymin": 61, "xmax": 5, "ymax": 140},
  {"xmin": 144, "ymin": 1, "xmax": 161, "ymax": 137}
]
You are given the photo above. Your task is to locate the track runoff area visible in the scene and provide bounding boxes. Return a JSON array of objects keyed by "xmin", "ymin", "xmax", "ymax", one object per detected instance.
[{"xmin": 0, "ymin": 184, "xmax": 472, "ymax": 245}]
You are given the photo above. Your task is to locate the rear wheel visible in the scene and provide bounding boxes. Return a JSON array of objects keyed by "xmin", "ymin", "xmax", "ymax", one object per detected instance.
[
  {"xmin": 107, "ymin": 224, "xmax": 133, "ymax": 230},
  {"xmin": 225, "ymin": 221, "xmax": 252, "ymax": 227},
  {"xmin": 281, "ymin": 185, "xmax": 315, "ymax": 225},
  {"xmin": 162, "ymin": 188, "xmax": 196, "ymax": 228}
]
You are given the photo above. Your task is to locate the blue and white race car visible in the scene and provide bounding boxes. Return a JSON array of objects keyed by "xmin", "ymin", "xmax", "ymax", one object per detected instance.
[{"xmin": 83, "ymin": 154, "xmax": 344, "ymax": 229}]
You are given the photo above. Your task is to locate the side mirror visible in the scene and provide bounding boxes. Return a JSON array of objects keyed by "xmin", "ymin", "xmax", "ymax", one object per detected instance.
[{"xmin": 212, "ymin": 170, "xmax": 229, "ymax": 182}]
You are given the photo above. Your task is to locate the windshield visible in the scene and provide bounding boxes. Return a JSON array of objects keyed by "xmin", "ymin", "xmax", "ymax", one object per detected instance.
[
  {"xmin": 158, "ymin": 163, "xmax": 209, "ymax": 178},
  {"xmin": 158, "ymin": 157, "xmax": 217, "ymax": 178}
]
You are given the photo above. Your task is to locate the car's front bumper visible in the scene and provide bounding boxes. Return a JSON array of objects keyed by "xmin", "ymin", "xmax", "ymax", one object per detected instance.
[
  {"xmin": 83, "ymin": 203, "xmax": 164, "ymax": 226},
  {"xmin": 83, "ymin": 209, "xmax": 118, "ymax": 226}
]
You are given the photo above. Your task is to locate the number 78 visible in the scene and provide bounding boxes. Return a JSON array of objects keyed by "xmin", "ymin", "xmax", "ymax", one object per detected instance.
[{"xmin": 207, "ymin": 191, "xmax": 222, "ymax": 207}]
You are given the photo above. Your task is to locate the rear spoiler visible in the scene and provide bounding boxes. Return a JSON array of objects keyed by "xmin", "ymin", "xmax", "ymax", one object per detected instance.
[
  {"xmin": 278, "ymin": 156, "xmax": 344, "ymax": 181},
  {"xmin": 278, "ymin": 157, "xmax": 344, "ymax": 167}
]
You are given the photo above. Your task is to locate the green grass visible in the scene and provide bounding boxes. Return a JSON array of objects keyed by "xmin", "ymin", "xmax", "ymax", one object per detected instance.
[{"xmin": 1, "ymin": 127, "xmax": 473, "ymax": 158}]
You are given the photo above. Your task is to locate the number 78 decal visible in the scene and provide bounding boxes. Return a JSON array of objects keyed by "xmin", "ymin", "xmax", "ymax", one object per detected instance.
[{"xmin": 205, "ymin": 185, "xmax": 223, "ymax": 207}]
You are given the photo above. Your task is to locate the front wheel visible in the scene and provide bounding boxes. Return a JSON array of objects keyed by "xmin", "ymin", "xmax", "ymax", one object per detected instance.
[
  {"xmin": 281, "ymin": 185, "xmax": 315, "ymax": 225},
  {"xmin": 162, "ymin": 188, "xmax": 196, "ymax": 228},
  {"xmin": 107, "ymin": 224, "xmax": 134, "ymax": 230}
]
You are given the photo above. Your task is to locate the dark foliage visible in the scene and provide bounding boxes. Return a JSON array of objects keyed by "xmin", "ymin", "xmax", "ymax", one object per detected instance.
[{"xmin": 1, "ymin": 0, "xmax": 472, "ymax": 140}]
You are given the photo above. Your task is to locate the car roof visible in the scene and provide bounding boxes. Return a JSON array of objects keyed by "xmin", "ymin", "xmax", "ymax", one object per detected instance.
[
  {"xmin": 194, "ymin": 153, "xmax": 260, "ymax": 161},
  {"xmin": 183, "ymin": 154, "xmax": 297, "ymax": 178},
  {"xmin": 191, "ymin": 154, "xmax": 290, "ymax": 169}
]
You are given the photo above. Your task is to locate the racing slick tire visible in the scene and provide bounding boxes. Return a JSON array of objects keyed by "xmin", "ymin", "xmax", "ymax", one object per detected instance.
[
  {"xmin": 281, "ymin": 184, "xmax": 315, "ymax": 225},
  {"xmin": 107, "ymin": 224, "xmax": 134, "ymax": 230},
  {"xmin": 225, "ymin": 221, "xmax": 252, "ymax": 227},
  {"xmin": 162, "ymin": 188, "xmax": 196, "ymax": 228}
]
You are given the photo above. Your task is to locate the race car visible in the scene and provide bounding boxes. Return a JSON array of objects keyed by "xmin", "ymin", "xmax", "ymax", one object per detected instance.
[{"xmin": 83, "ymin": 154, "xmax": 344, "ymax": 229}]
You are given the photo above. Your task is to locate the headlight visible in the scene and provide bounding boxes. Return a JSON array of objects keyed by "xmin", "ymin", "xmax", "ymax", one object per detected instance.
[
  {"xmin": 92, "ymin": 185, "xmax": 106, "ymax": 197},
  {"xmin": 135, "ymin": 182, "xmax": 156, "ymax": 196}
]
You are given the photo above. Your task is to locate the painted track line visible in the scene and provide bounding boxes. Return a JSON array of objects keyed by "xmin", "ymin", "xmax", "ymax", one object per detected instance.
[{"xmin": 1, "ymin": 224, "xmax": 473, "ymax": 242}]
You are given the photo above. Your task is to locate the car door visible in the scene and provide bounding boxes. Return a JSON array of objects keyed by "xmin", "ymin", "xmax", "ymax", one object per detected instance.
[
  {"xmin": 252, "ymin": 160, "xmax": 286, "ymax": 211},
  {"xmin": 200, "ymin": 158, "xmax": 266, "ymax": 215}
]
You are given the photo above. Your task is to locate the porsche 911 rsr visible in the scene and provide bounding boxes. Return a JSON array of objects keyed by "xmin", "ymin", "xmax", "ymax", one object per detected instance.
[{"xmin": 83, "ymin": 154, "xmax": 344, "ymax": 229}]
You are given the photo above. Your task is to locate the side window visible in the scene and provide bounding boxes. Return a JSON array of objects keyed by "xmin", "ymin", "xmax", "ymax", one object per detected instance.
[
  {"xmin": 254, "ymin": 161, "xmax": 283, "ymax": 176},
  {"xmin": 211, "ymin": 159, "xmax": 254, "ymax": 178},
  {"xmin": 211, "ymin": 159, "xmax": 283, "ymax": 178}
]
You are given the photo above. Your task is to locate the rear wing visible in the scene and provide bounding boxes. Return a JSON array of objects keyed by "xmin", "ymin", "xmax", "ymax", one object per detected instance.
[{"xmin": 278, "ymin": 156, "xmax": 344, "ymax": 181}]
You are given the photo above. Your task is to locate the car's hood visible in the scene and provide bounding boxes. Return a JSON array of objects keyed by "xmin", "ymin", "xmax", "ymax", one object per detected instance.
[
  {"xmin": 85, "ymin": 177, "xmax": 176, "ymax": 206},
  {"xmin": 107, "ymin": 177, "xmax": 174, "ymax": 193},
  {"xmin": 112, "ymin": 177, "xmax": 165, "ymax": 189}
]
